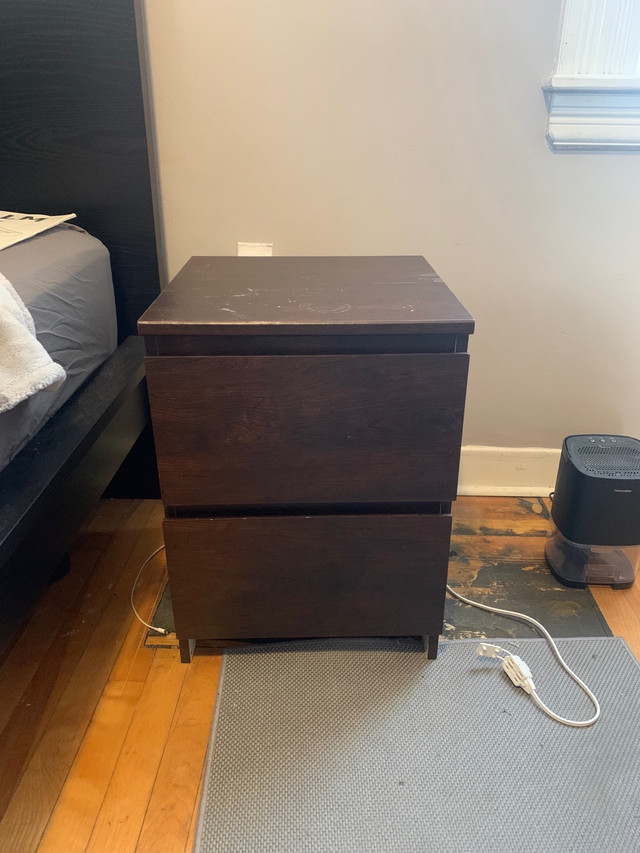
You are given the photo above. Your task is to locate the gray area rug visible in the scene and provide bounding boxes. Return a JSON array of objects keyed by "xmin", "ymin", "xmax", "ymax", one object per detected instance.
[{"xmin": 194, "ymin": 636, "xmax": 640, "ymax": 853}]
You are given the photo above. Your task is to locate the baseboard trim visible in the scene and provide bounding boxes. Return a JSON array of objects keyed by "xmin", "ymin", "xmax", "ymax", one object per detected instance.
[{"xmin": 458, "ymin": 445, "xmax": 560, "ymax": 497}]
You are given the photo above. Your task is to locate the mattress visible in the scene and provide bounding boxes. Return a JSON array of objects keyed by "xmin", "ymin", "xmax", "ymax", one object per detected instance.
[{"xmin": 0, "ymin": 225, "xmax": 117, "ymax": 470}]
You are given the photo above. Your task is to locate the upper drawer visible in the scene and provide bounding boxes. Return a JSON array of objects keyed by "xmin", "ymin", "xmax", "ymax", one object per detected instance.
[{"xmin": 145, "ymin": 352, "xmax": 469, "ymax": 506}]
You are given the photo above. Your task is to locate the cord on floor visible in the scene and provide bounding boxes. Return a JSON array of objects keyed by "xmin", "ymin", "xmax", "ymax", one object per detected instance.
[
  {"xmin": 446, "ymin": 584, "xmax": 600, "ymax": 727},
  {"xmin": 130, "ymin": 544, "xmax": 169, "ymax": 636}
]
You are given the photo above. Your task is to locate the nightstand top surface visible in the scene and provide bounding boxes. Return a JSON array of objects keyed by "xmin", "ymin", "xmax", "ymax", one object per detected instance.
[{"xmin": 138, "ymin": 256, "xmax": 474, "ymax": 336}]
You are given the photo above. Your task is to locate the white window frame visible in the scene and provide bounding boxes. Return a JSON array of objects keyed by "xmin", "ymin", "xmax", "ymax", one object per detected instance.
[{"xmin": 544, "ymin": 0, "xmax": 640, "ymax": 150}]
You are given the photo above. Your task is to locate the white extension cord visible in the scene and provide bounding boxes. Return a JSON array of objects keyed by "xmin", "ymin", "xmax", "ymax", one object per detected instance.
[
  {"xmin": 446, "ymin": 584, "xmax": 600, "ymax": 727},
  {"xmin": 130, "ymin": 544, "xmax": 169, "ymax": 636}
]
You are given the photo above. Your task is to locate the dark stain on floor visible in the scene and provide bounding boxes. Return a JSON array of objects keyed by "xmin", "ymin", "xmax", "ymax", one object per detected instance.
[{"xmin": 446, "ymin": 498, "xmax": 610, "ymax": 640}]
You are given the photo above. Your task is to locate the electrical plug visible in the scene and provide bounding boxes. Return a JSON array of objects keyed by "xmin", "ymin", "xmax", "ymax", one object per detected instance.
[
  {"xmin": 502, "ymin": 655, "xmax": 535, "ymax": 695},
  {"xmin": 476, "ymin": 645, "xmax": 536, "ymax": 697},
  {"xmin": 476, "ymin": 643, "xmax": 505, "ymax": 659}
]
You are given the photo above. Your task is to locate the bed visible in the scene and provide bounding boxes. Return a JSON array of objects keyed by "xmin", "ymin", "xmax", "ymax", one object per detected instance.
[
  {"xmin": 0, "ymin": 0, "xmax": 161, "ymax": 653},
  {"xmin": 0, "ymin": 225, "xmax": 119, "ymax": 468}
]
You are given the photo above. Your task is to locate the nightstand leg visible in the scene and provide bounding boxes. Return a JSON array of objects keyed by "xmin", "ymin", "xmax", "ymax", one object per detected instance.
[
  {"xmin": 179, "ymin": 637, "xmax": 196, "ymax": 663},
  {"xmin": 424, "ymin": 634, "xmax": 439, "ymax": 659}
]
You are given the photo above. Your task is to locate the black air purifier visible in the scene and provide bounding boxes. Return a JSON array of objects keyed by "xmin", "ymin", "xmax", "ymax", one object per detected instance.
[{"xmin": 545, "ymin": 435, "xmax": 640, "ymax": 589}]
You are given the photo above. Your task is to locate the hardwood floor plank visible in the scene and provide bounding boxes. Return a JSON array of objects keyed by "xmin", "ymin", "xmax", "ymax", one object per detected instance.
[
  {"xmin": 0, "ymin": 500, "xmax": 134, "ymax": 735},
  {"xmin": 0, "ymin": 501, "xmax": 164, "ymax": 853},
  {"xmin": 37, "ymin": 545, "xmax": 168, "ymax": 853},
  {"xmin": 28, "ymin": 501, "xmax": 156, "ymax": 750},
  {"xmin": 0, "ymin": 501, "xmax": 140, "ymax": 821},
  {"xmin": 448, "ymin": 533, "xmax": 554, "ymax": 587},
  {"xmin": 184, "ymin": 762, "xmax": 206, "ymax": 853},
  {"xmin": 0, "ymin": 631, "xmax": 73, "ymax": 821},
  {"xmin": 36, "ymin": 681, "xmax": 145, "ymax": 853},
  {"xmin": 28, "ymin": 504, "xmax": 164, "ymax": 780},
  {"xmin": 591, "ymin": 586, "xmax": 640, "ymax": 660},
  {"xmin": 0, "ymin": 549, "xmax": 101, "ymax": 736},
  {"xmin": 619, "ymin": 578, "xmax": 640, "ymax": 614},
  {"xmin": 136, "ymin": 654, "xmax": 221, "ymax": 853},
  {"xmin": 85, "ymin": 649, "xmax": 187, "ymax": 853},
  {"xmin": 453, "ymin": 496, "xmax": 550, "ymax": 537}
]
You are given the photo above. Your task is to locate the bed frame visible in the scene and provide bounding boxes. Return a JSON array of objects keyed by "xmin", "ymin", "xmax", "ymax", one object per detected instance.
[{"xmin": 0, "ymin": 0, "xmax": 161, "ymax": 652}]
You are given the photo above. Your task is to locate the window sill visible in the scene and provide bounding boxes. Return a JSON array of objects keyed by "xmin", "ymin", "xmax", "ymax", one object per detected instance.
[{"xmin": 543, "ymin": 77, "xmax": 640, "ymax": 151}]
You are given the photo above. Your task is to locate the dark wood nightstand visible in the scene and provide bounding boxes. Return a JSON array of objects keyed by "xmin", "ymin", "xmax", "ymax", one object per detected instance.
[{"xmin": 138, "ymin": 256, "xmax": 474, "ymax": 661}]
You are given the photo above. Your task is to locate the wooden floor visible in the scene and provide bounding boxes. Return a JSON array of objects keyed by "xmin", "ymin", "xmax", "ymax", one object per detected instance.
[{"xmin": 1, "ymin": 496, "xmax": 639, "ymax": 853}]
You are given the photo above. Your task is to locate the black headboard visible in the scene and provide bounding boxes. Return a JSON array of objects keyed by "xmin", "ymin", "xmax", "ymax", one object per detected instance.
[{"xmin": 0, "ymin": 0, "xmax": 161, "ymax": 339}]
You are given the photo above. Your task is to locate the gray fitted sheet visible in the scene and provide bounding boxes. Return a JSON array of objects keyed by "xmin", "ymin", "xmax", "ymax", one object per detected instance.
[{"xmin": 0, "ymin": 225, "xmax": 117, "ymax": 470}]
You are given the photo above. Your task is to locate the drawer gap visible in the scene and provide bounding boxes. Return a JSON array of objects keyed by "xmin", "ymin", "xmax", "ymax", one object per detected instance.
[
  {"xmin": 145, "ymin": 333, "xmax": 465, "ymax": 357},
  {"xmin": 166, "ymin": 501, "xmax": 451, "ymax": 519}
]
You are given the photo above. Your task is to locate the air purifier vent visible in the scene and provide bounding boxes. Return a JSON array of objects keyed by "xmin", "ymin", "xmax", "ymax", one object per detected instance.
[{"xmin": 575, "ymin": 445, "xmax": 640, "ymax": 478}]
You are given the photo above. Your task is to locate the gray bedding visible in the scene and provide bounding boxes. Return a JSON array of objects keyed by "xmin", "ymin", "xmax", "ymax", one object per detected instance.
[{"xmin": 0, "ymin": 225, "xmax": 117, "ymax": 470}]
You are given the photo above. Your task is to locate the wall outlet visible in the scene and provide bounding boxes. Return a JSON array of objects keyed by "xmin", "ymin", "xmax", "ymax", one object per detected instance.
[{"xmin": 237, "ymin": 242, "xmax": 273, "ymax": 257}]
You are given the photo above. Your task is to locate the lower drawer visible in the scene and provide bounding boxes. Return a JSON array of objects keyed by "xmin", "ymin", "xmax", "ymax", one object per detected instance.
[{"xmin": 163, "ymin": 513, "xmax": 451, "ymax": 640}]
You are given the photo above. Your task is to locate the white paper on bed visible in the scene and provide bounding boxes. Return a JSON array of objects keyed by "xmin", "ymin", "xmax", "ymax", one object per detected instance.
[
  {"xmin": 0, "ymin": 211, "xmax": 76, "ymax": 252},
  {"xmin": 0, "ymin": 272, "xmax": 66, "ymax": 414}
]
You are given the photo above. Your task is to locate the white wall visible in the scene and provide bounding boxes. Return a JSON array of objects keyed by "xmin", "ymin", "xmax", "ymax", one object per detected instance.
[{"xmin": 141, "ymin": 0, "xmax": 640, "ymax": 451}]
